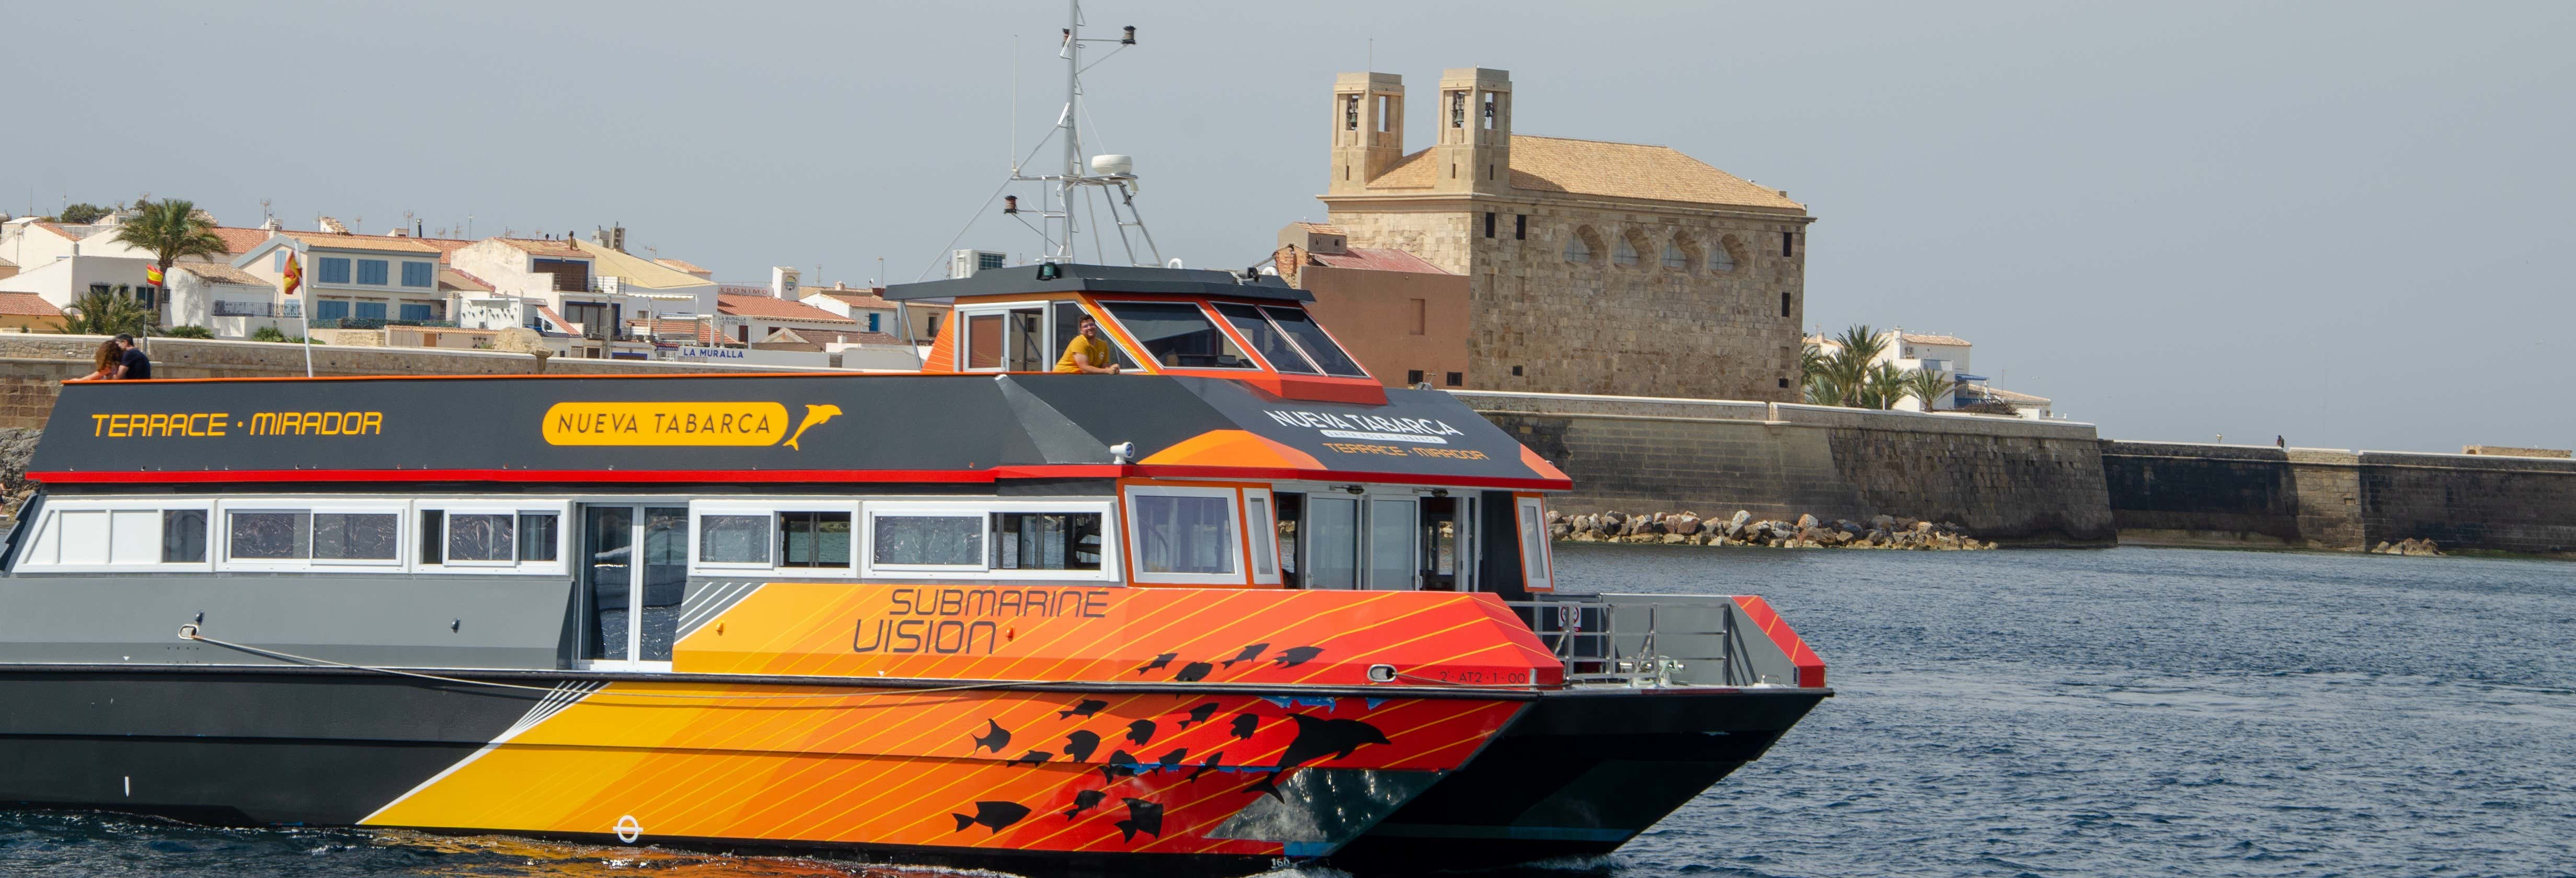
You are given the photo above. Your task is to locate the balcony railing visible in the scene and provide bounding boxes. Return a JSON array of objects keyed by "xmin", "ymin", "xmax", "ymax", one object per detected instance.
[
  {"xmin": 309, "ymin": 318, "xmax": 459, "ymax": 330},
  {"xmin": 211, "ymin": 302, "xmax": 302, "ymax": 318}
]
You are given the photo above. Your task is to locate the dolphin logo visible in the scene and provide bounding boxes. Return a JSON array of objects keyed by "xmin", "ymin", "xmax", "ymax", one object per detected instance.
[{"xmin": 784, "ymin": 404, "xmax": 842, "ymax": 450}]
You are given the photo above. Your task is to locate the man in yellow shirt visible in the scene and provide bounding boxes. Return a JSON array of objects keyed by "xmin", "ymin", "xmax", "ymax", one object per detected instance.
[{"xmin": 1055, "ymin": 315, "xmax": 1123, "ymax": 374}]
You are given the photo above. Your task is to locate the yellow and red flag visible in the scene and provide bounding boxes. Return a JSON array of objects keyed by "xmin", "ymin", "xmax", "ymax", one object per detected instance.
[
  {"xmin": 144, "ymin": 264, "xmax": 164, "ymax": 286},
  {"xmin": 281, "ymin": 252, "xmax": 302, "ymax": 297}
]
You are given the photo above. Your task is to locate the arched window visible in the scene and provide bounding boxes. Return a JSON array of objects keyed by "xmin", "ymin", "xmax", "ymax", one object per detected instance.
[
  {"xmin": 1563, "ymin": 230, "xmax": 1592, "ymax": 263},
  {"xmin": 1611, "ymin": 233, "xmax": 1640, "ymax": 267},
  {"xmin": 1663, "ymin": 235, "xmax": 1697, "ymax": 271},
  {"xmin": 1711, "ymin": 234, "xmax": 1742, "ymax": 272}
]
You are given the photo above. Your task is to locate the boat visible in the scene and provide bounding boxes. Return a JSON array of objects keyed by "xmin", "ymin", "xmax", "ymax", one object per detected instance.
[
  {"xmin": 0, "ymin": 260, "xmax": 1825, "ymax": 874},
  {"xmin": 0, "ymin": 7, "xmax": 1825, "ymax": 873}
]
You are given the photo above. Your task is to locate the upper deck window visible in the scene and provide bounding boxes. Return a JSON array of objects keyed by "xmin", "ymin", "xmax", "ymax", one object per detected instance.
[
  {"xmin": 15, "ymin": 501, "xmax": 212, "ymax": 571},
  {"xmin": 863, "ymin": 501, "xmax": 1114, "ymax": 580},
  {"xmin": 1250, "ymin": 306, "xmax": 1368, "ymax": 378},
  {"xmin": 1213, "ymin": 303, "xmax": 1321, "ymax": 375},
  {"xmin": 1100, "ymin": 302, "xmax": 1254, "ymax": 370}
]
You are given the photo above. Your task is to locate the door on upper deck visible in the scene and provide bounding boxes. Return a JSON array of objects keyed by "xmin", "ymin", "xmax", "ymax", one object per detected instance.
[{"xmin": 581, "ymin": 504, "xmax": 689, "ymax": 669}]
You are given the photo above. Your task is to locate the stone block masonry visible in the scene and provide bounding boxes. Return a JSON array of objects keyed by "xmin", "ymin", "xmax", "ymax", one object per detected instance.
[
  {"xmin": 1460, "ymin": 391, "xmax": 2114, "ymax": 546},
  {"xmin": 2101, "ymin": 442, "xmax": 2576, "ymax": 555}
]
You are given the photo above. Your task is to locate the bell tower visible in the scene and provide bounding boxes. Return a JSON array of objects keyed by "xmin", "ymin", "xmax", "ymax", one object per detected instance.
[
  {"xmin": 1431, "ymin": 67, "xmax": 1511, "ymax": 196},
  {"xmin": 1329, "ymin": 72, "xmax": 1405, "ymax": 195}
]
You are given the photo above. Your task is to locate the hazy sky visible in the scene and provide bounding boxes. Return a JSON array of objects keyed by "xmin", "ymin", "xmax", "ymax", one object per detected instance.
[{"xmin": 13, "ymin": 2, "xmax": 2571, "ymax": 452}]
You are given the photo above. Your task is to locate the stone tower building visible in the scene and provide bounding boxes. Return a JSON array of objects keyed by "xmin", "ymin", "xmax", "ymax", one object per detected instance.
[{"xmin": 1318, "ymin": 68, "xmax": 1814, "ymax": 400}]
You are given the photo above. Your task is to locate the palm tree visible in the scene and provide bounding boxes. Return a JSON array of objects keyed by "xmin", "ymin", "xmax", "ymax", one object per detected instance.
[
  {"xmin": 1859, "ymin": 362, "xmax": 1910, "ymax": 410},
  {"xmin": 111, "ymin": 199, "xmax": 228, "ymax": 323},
  {"xmin": 1804, "ymin": 324, "xmax": 1888, "ymax": 407},
  {"xmin": 57, "ymin": 288, "xmax": 155, "ymax": 337},
  {"xmin": 1902, "ymin": 368, "xmax": 1957, "ymax": 411}
]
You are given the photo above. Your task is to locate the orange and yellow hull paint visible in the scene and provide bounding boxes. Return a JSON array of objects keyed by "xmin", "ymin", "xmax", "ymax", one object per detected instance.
[{"xmin": 363, "ymin": 587, "xmax": 1558, "ymax": 857}]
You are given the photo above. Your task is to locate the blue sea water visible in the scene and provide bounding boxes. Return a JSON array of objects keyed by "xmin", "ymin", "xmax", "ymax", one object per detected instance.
[{"xmin": 1, "ymin": 546, "xmax": 2568, "ymax": 877}]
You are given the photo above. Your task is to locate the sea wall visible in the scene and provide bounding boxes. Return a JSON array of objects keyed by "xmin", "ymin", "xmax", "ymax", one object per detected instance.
[
  {"xmin": 1456, "ymin": 391, "xmax": 2114, "ymax": 545},
  {"xmin": 2100, "ymin": 441, "xmax": 2576, "ymax": 554},
  {"xmin": 0, "ymin": 334, "xmax": 825, "ymax": 430}
]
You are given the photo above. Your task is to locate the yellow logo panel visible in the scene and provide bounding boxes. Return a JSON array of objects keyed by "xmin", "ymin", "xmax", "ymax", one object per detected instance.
[{"xmin": 543, "ymin": 402, "xmax": 794, "ymax": 446}]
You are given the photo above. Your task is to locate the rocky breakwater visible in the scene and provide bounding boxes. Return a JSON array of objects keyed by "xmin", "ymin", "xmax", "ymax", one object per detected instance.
[{"xmin": 1550, "ymin": 510, "xmax": 1998, "ymax": 550}]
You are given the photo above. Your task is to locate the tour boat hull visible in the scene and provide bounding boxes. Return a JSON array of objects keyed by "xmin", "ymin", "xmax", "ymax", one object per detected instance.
[{"xmin": 0, "ymin": 668, "xmax": 1822, "ymax": 875}]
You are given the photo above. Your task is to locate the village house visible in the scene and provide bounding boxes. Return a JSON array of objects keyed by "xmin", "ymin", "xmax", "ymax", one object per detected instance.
[{"xmin": 1270, "ymin": 222, "xmax": 1469, "ymax": 389}]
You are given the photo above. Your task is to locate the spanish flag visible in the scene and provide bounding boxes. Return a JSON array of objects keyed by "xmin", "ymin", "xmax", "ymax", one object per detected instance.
[
  {"xmin": 281, "ymin": 252, "xmax": 302, "ymax": 297},
  {"xmin": 144, "ymin": 263, "xmax": 164, "ymax": 286}
]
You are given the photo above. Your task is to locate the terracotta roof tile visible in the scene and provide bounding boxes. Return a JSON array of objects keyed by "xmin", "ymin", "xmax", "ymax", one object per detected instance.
[
  {"xmin": 812, "ymin": 288, "xmax": 896, "ymax": 310},
  {"xmin": 34, "ymin": 222, "xmax": 85, "ymax": 241},
  {"xmin": 718, "ymin": 293, "xmax": 856, "ymax": 323},
  {"xmin": 1980, "ymin": 387, "xmax": 2049, "ymax": 405},
  {"xmin": 1899, "ymin": 332, "xmax": 1972, "ymax": 347},
  {"xmin": 1361, "ymin": 135, "xmax": 1805, "ymax": 212},
  {"xmin": 0, "ymin": 292, "xmax": 62, "ymax": 317},
  {"xmin": 171, "ymin": 263, "xmax": 268, "ymax": 285},
  {"xmin": 438, "ymin": 268, "xmax": 492, "ymax": 293},
  {"xmin": 494, "ymin": 238, "xmax": 588, "ymax": 258},
  {"xmin": 653, "ymin": 258, "xmax": 710, "ymax": 274},
  {"xmin": 1308, "ymin": 246, "xmax": 1451, "ymax": 274},
  {"xmin": 208, "ymin": 227, "xmax": 274, "ymax": 254}
]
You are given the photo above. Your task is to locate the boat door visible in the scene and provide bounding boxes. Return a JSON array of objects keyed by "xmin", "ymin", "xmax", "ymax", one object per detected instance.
[{"xmin": 581, "ymin": 503, "xmax": 689, "ymax": 668}]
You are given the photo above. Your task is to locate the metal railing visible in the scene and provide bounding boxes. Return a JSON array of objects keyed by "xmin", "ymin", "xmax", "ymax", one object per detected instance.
[
  {"xmin": 1509, "ymin": 596, "xmax": 1768, "ymax": 688},
  {"xmin": 308, "ymin": 317, "xmax": 458, "ymax": 330},
  {"xmin": 211, "ymin": 302, "xmax": 302, "ymax": 318}
]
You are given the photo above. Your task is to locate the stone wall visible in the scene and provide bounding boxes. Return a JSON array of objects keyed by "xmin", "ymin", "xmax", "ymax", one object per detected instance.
[
  {"xmin": 1460, "ymin": 391, "xmax": 2114, "ymax": 545},
  {"xmin": 0, "ymin": 334, "xmax": 828, "ymax": 430},
  {"xmin": 2101, "ymin": 442, "xmax": 2576, "ymax": 555},
  {"xmin": 1331, "ymin": 201, "xmax": 1808, "ymax": 402}
]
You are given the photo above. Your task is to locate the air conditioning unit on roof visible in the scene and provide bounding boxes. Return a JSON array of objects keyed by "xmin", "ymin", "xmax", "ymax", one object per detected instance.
[{"xmin": 950, "ymin": 249, "xmax": 1008, "ymax": 279}]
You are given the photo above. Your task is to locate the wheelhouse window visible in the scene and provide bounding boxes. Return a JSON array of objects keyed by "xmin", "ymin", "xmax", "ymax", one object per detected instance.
[
  {"xmin": 1126, "ymin": 488, "xmax": 1239, "ymax": 583},
  {"xmin": 1213, "ymin": 303, "xmax": 1321, "ymax": 374},
  {"xmin": 960, "ymin": 305, "xmax": 1046, "ymax": 372},
  {"xmin": 227, "ymin": 511, "xmax": 309, "ymax": 559},
  {"xmin": 1258, "ymin": 306, "xmax": 1369, "ymax": 377},
  {"xmin": 1516, "ymin": 495, "xmax": 1554, "ymax": 592},
  {"xmin": 221, "ymin": 505, "xmax": 402, "ymax": 567},
  {"xmin": 1099, "ymin": 302, "xmax": 1254, "ymax": 369},
  {"xmin": 991, "ymin": 511, "xmax": 1104, "ymax": 571}
]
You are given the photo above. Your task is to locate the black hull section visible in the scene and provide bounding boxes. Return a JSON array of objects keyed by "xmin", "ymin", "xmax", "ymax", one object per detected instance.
[{"xmin": 1332, "ymin": 688, "xmax": 1828, "ymax": 873}]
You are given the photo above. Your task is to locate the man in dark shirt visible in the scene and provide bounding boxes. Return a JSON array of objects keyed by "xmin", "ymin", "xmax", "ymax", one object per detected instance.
[{"xmin": 112, "ymin": 334, "xmax": 151, "ymax": 380}]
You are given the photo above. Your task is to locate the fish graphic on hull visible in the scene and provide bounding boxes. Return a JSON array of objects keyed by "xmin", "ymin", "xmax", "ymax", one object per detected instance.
[
  {"xmin": 1186, "ymin": 752, "xmax": 1225, "ymax": 783},
  {"xmin": 1243, "ymin": 714, "xmax": 1393, "ymax": 799},
  {"xmin": 1063, "ymin": 730, "xmax": 1102, "ymax": 762},
  {"xmin": 1273, "ymin": 645, "xmax": 1325, "ymax": 668},
  {"xmin": 1222, "ymin": 643, "xmax": 1269, "ymax": 668},
  {"xmin": 969, "ymin": 719, "xmax": 1011, "ymax": 754},
  {"xmin": 1063, "ymin": 789, "xmax": 1107, "ymax": 820},
  {"xmin": 1114, "ymin": 799, "xmax": 1164, "ymax": 842},
  {"xmin": 1175, "ymin": 702, "xmax": 1218, "ymax": 730},
  {"xmin": 951, "ymin": 801, "xmax": 1031, "ymax": 834},
  {"xmin": 1229, "ymin": 713, "xmax": 1260, "ymax": 740},
  {"xmin": 1134, "ymin": 653, "xmax": 1177, "ymax": 674},
  {"xmin": 1124, "ymin": 719, "xmax": 1156, "ymax": 745},
  {"xmin": 1059, "ymin": 699, "xmax": 1109, "ymax": 719}
]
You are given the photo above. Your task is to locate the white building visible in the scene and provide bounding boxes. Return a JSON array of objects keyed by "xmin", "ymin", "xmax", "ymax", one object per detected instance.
[{"xmin": 1808, "ymin": 326, "xmax": 2058, "ymax": 419}]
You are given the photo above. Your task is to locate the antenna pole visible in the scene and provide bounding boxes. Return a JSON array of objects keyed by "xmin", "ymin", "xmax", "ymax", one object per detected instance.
[{"xmin": 1059, "ymin": 0, "xmax": 1082, "ymax": 261}]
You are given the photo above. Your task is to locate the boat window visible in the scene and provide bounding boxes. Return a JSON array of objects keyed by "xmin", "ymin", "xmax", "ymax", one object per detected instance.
[
  {"xmin": 991, "ymin": 512, "xmax": 1104, "ymax": 571},
  {"xmin": 872, "ymin": 514, "xmax": 986, "ymax": 567},
  {"xmin": 1212, "ymin": 303, "xmax": 1321, "ymax": 374},
  {"xmin": 780, "ymin": 511, "xmax": 854, "ymax": 568},
  {"xmin": 228, "ymin": 511, "xmax": 312, "ymax": 560},
  {"xmin": 312, "ymin": 513, "xmax": 399, "ymax": 562},
  {"xmin": 1125, "ymin": 487, "xmax": 1240, "ymax": 584},
  {"xmin": 1304, "ymin": 495, "xmax": 1360, "ymax": 589},
  {"xmin": 1100, "ymin": 302, "xmax": 1255, "ymax": 369},
  {"xmin": 959, "ymin": 305, "xmax": 1051, "ymax": 372},
  {"xmin": 16, "ymin": 502, "xmax": 213, "ymax": 570},
  {"xmin": 1245, "ymin": 488, "xmax": 1281, "ymax": 584},
  {"xmin": 698, "ymin": 514, "xmax": 773, "ymax": 566},
  {"xmin": 415, "ymin": 503, "xmax": 568, "ymax": 573},
  {"xmin": 1051, "ymin": 301, "xmax": 1138, "ymax": 371},
  {"xmin": 1259, "ymin": 306, "xmax": 1370, "ymax": 378},
  {"xmin": 446, "ymin": 513, "xmax": 516, "ymax": 563},
  {"xmin": 1516, "ymin": 495, "xmax": 1553, "ymax": 592}
]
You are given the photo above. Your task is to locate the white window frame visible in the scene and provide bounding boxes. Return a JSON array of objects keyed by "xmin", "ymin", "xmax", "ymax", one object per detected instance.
[
  {"xmin": 688, "ymin": 500, "xmax": 860, "ymax": 577},
  {"xmin": 213, "ymin": 498, "xmax": 409, "ymax": 572},
  {"xmin": 1095, "ymin": 300, "xmax": 1264, "ymax": 372},
  {"xmin": 953, "ymin": 299, "xmax": 1053, "ymax": 373},
  {"xmin": 1516, "ymin": 495, "xmax": 1555, "ymax": 593},
  {"xmin": 1122, "ymin": 485, "xmax": 1247, "ymax": 585},
  {"xmin": 1244, "ymin": 487, "xmax": 1281, "ymax": 585},
  {"xmin": 413, "ymin": 499, "xmax": 571, "ymax": 575},
  {"xmin": 13, "ymin": 498, "xmax": 216, "ymax": 573},
  {"xmin": 863, "ymin": 499, "xmax": 1117, "ymax": 581}
]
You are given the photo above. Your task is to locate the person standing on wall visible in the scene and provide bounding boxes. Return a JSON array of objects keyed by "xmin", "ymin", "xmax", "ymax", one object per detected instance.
[{"xmin": 111, "ymin": 334, "xmax": 152, "ymax": 380}]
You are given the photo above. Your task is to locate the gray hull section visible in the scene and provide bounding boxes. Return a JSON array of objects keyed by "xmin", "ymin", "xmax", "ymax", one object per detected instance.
[{"xmin": 0, "ymin": 574, "xmax": 582, "ymax": 669}]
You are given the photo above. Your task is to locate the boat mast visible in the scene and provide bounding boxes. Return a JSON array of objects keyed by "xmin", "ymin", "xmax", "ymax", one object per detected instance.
[{"xmin": 1011, "ymin": 0, "xmax": 1163, "ymax": 267}]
